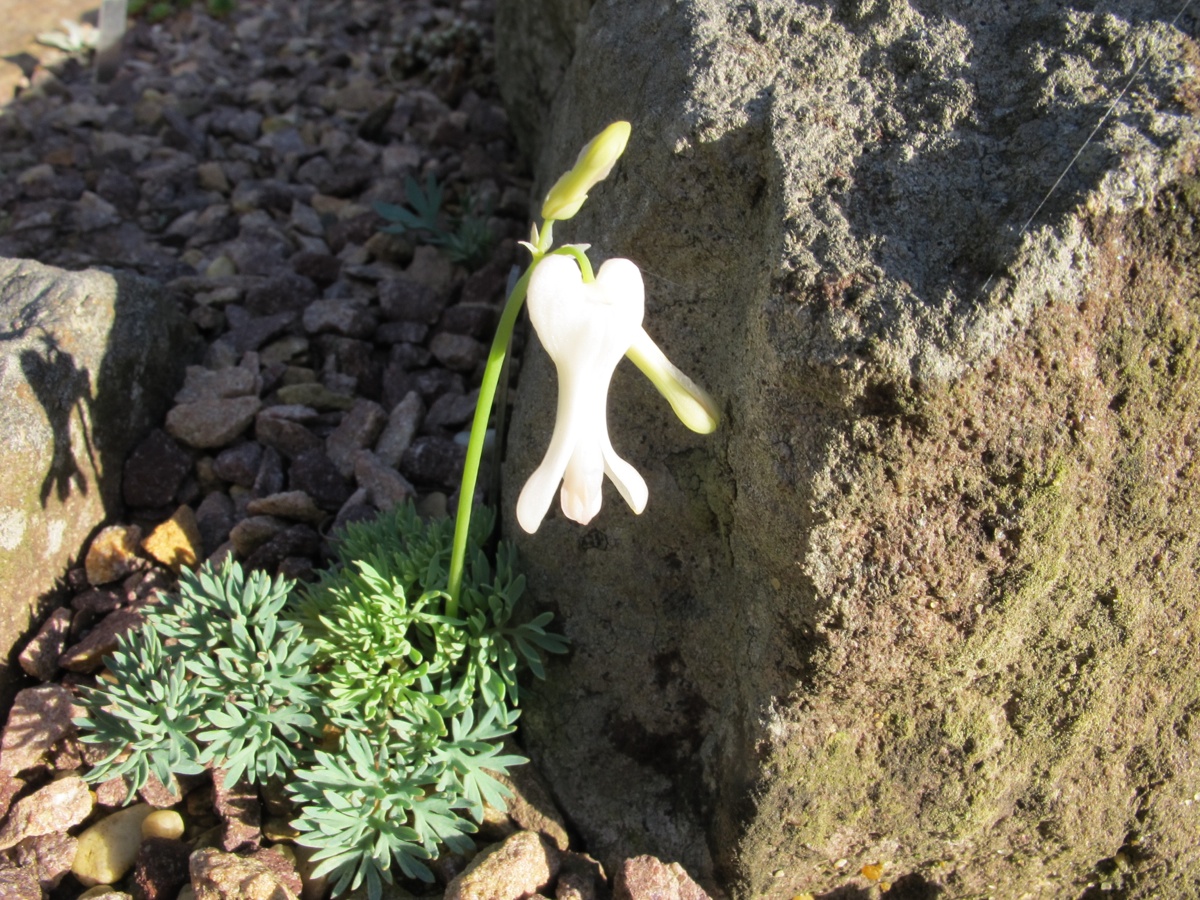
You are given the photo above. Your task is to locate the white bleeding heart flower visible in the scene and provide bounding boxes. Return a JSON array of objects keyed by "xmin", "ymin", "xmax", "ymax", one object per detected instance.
[{"xmin": 516, "ymin": 254, "xmax": 648, "ymax": 533}]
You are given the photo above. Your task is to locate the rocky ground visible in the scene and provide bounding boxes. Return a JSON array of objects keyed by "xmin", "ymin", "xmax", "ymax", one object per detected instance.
[{"xmin": 0, "ymin": 2, "xmax": 717, "ymax": 898}]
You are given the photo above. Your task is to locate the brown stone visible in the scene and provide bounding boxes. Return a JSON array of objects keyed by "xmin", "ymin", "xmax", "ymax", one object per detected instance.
[
  {"xmin": 444, "ymin": 831, "xmax": 559, "ymax": 900},
  {"xmin": 212, "ymin": 768, "xmax": 261, "ymax": 852},
  {"xmin": 132, "ymin": 837, "xmax": 192, "ymax": 900},
  {"xmin": 58, "ymin": 607, "xmax": 145, "ymax": 673},
  {"xmin": 490, "ymin": 749, "xmax": 569, "ymax": 853},
  {"xmin": 244, "ymin": 491, "xmax": 326, "ymax": 524},
  {"xmin": 13, "ymin": 832, "xmax": 78, "ymax": 890},
  {"xmin": 0, "ymin": 863, "xmax": 41, "ymax": 899},
  {"xmin": 613, "ymin": 857, "xmax": 710, "ymax": 900},
  {"xmin": 85, "ymin": 524, "xmax": 145, "ymax": 586},
  {"xmin": 0, "ymin": 685, "xmax": 78, "ymax": 777},
  {"xmin": 0, "ymin": 775, "xmax": 94, "ymax": 850},
  {"xmin": 0, "ymin": 773, "xmax": 23, "ymax": 821},
  {"xmin": 189, "ymin": 847, "xmax": 299, "ymax": 900},
  {"xmin": 140, "ymin": 505, "xmax": 204, "ymax": 573},
  {"xmin": 18, "ymin": 607, "xmax": 72, "ymax": 681}
]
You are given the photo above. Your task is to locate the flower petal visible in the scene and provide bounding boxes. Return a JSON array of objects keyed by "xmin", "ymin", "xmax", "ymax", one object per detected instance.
[
  {"xmin": 600, "ymin": 436, "xmax": 648, "ymax": 515},
  {"xmin": 516, "ymin": 413, "xmax": 576, "ymax": 533},
  {"xmin": 560, "ymin": 440, "xmax": 605, "ymax": 525},
  {"xmin": 517, "ymin": 254, "xmax": 648, "ymax": 532}
]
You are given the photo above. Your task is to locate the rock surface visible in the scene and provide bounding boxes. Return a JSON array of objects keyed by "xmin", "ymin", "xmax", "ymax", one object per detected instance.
[
  {"xmin": 497, "ymin": 1, "xmax": 1200, "ymax": 896},
  {"xmin": 0, "ymin": 685, "xmax": 77, "ymax": 779},
  {"xmin": 444, "ymin": 830, "xmax": 560, "ymax": 900},
  {"xmin": 614, "ymin": 856, "xmax": 711, "ymax": 900},
  {"xmin": 189, "ymin": 847, "xmax": 301, "ymax": 900},
  {"xmin": 5, "ymin": 0, "xmax": 755, "ymax": 897},
  {"xmin": 0, "ymin": 258, "xmax": 197, "ymax": 706},
  {"xmin": 0, "ymin": 774, "xmax": 93, "ymax": 850}
]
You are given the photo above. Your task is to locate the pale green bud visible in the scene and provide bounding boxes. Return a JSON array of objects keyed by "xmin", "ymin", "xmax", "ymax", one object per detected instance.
[
  {"xmin": 625, "ymin": 327, "xmax": 720, "ymax": 434},
  {"xmin": 541, "ymin": 121, "xmax": 632, "ymax": 221}
]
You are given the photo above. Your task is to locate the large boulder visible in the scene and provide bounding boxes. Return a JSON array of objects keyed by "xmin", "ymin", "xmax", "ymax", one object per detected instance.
[
  {"xmin": 497, "ymin": 2, "xmax": 1200, "ymax": 897},
  {"xmin": 0, "ymin": 259, "xmax": 198, "ymax": 703}
]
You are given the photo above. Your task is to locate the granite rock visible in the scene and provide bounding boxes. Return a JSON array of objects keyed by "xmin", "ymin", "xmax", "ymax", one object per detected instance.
[{"xmin": 498, "ymin": 0, "xmax": 1200, "ymax": 893}]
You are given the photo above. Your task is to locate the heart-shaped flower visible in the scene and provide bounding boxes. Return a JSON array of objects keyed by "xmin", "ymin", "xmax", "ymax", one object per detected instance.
[{"xmin": 516, "ymin": 254, "xmax": 648, "ymax": 533}]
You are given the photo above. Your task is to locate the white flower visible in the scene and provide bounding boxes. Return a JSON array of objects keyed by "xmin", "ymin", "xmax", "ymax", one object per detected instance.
[{"xmin": 516, "ymin": 254, "xmax": 648, "ymax": 533}]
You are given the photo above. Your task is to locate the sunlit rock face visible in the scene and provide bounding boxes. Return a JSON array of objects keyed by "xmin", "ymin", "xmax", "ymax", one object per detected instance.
[
  {"xmin": 0, "ymin": 259, "xmax": 198, "ymax": 710},
  {"xmin": 497, "ymin": 1, "xmax": 1200, "ymax": 896}
]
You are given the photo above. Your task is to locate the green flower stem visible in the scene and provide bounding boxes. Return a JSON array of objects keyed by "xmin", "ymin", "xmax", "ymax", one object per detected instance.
[
  {"xmin": 557, "ymin": 245, "xmax": 595, "ymax": 282},
  {"xmin": 446, "ymin": 263, "xmax": 537, "ymax": 616},
  {"xmin": 446, "ymin": 216, "xmax": 598, "ymax": 615}
]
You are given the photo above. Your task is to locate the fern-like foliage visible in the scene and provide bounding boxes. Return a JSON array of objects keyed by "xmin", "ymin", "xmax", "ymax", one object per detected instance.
[
  {"xmin": 77, "ymin": 560, "xmax": 318, "ymax": 795},
  {"xmin": 75, "ymin": 627, "xmax": 207, "ymax": 803},
  {"xmin": 154, "ymin": 560, "xmax": 294, "ymax": 653},
  {"xmin": 291, "ymin": 704, "xmax": 523, "ymax": 898},
  {"xmin": 373, "ymin": 174, "xmax": 494, "ymax": 269},
  {"xmin": 188, "ymin": 612, "xmax": 319, "ymax": 786},
  {"xmin": 292, "ymin": 504, "xmax": 492, "ymax": 726},
  {"xmin": 75, "ymin": 505, "xmax": 565, "ymax": 900},
  {"xmin": 451, "ymin": 541, "xmax": 569, "ymax": 710}
]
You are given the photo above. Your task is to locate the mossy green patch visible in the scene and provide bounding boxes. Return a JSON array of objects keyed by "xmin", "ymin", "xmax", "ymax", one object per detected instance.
[{"xmin": 734, "ymin": 179, "xmax": 1200, "ymax": 898}]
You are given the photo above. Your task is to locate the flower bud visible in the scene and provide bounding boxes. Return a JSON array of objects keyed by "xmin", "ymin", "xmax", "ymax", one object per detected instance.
[
  {"xmin": 541, "ymin": 121, "xmax": 632, "ymax": 221},
  {"xmin": 625, "ymin": 328, "xmax": 720, "ymax": 434}
]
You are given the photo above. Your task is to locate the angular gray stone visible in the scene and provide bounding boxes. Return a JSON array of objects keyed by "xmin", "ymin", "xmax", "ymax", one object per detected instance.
[
  {"xmin": 255, "ymin": 410, "xmax": 323, "ymax": 460},
  {"xmin": 228, "ymin": 515, "xmax": 289, "ymax": 557},
  {"xmin": 174, "ymin": 364, "xmax": 261, "ymax": 403},
  {"xmin": 212, "ymin": 441, "xmax": 264, "ymax": 488},
  {"xmin": 374, "ymin": 390, "xmax": 425, "ymax": 469},
  {"xmin": 166, "ymin": 395, "xmax": 262, "ymax": 449},
  {"xmin": 352, "ymin": 451, "xmax": 415, "ymax": 512},
  {"xmin": 122, "ymin": 428, "xmax": 193, "ymax": 508},
  {"xmin": 326, "ymin": 399, "xmax": 387, "ymax": 478},
  {"xmin": 498, "ymin": 1, "xmax": 1200, "ymax": 895},
  {"xmin": 0, "ymin": 258, "xmax": 198, "ymax": 707},
  {"xmin": 429, "ymin": 332, "xmax": 485, "ymax": 373},
  {"xmin": 301, "ymin": 298, "xmax": 376, "ymax": 338},
  {"xmin": 195, "ymin": 491, "xmax": 236, "ymax": 556},
  {"xmin": 288, "ymin": 450, "xmax": 352, "ymax": 511}
]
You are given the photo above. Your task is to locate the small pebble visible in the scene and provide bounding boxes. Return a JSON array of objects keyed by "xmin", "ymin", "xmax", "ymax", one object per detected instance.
[
  {"xmin": 142, "ymin": 809, "xmax": 186, "ymax": 841},
  {"xmin": 72, "ymin": 803, "xmax": 155, "ymax": 887},
  {"xmin": 85, "ymin": 525, "xmax": 144, "ymax": 586},
  {"xmin": 140, "ymin": 505, "xmax": 203, "ymax": 573}
]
